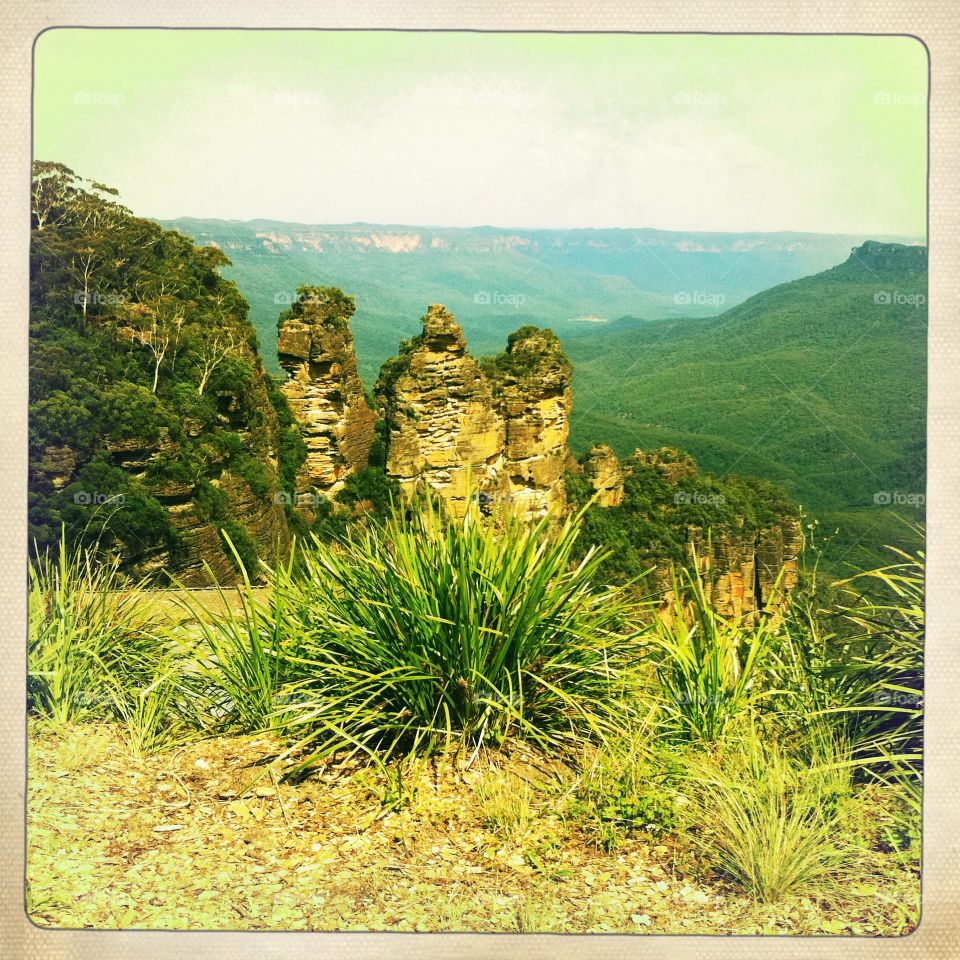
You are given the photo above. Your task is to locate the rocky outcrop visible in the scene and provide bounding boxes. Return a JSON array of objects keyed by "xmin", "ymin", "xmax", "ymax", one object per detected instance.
[
  {"xmin": 376, "ymin": 305, "xmax": 506, "ymax": 515},
  {"xmin": 627, "ymin": 447, "xmax": 699, "ymax": 486},
  {"xmin": 485, "ymin": 327, "xmax": 573, "ymax": 518},
  {"xmin": 582, "ymin": 444, "xmax": 624, "ymax": 507},
  {"xmin": 375, "ymin": 308, "xmax": 574, "ymax": 518},
  {"xmin": 277, "ymin": 288, "xmax": 376, "ymax": 507},
  {"xmin": 679, "ymin": 522, "xmax": 802, "ymax": 620},
  {"xmin": 591, "ymin": 446, "xmax": 803, "ymax": 619},
  {"xmin": 33, "ymin": 445, "xmax": 76, "ymax": 491}
]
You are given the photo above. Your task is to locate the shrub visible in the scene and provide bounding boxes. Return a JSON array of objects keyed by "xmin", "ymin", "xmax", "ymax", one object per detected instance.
[
  {"xmin": 475, "ymin": 769, "xmax": 538, "ymax": 845},
  {"xmin": 270, "ymin": 498, "xmax": 641, "ymax": 772},
  {"xmin": 28, "ymin": 529, "xmax": 170, "ymax": 730},
  {"xmin": 569, "ymin": 710, "xmax": 679, "ymax": 849},
  {"xmin": 645, "ymin": 563, "xmax": 779, "ymax": 743},
  {"xmin": 767, "ymin": 546, "xmax": 923, "ymax": 779},
  {"xmin": 179, "ymin": 541, "xmax": 295, "ymax": 734}
]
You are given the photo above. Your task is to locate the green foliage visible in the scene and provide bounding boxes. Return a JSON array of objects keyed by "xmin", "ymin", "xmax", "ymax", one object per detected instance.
[
  {"xmin": 29, "ymin": 162, "xmax": 285, "ymax": 579},
  {"xmin": 479, "ymin": 325, "xmax": 571, "ymax": 387},
  {"xmin": 277, "ymin": 285, "xmax": 355, "ymax": 329},
  {"xmin": 570, "ymin": 714, "xmax": 679, "ymax": 850},
  {"xmin": 28, "ymin": 529, "xmax": 173, "ymax": 730},
  {"xmin": 566, "ymin": 449, "xmax": 797, "ymax": 585},
  {"xmin": 263, "ymin": 498, "xmax": 639, "ymax": 771},
  {"xmin": 567, "ymin": 243, "xmax": 927, "ymax": 571},
  {"xmin": 374, "ymin": 336, "xmax": 419, "ymax": 402},
  {"xmin": 28, "ymin": 523, "xmax": 924, "ymax": 912},
  {"xmin": 646, "ymin": 564, "xmax": 781, "ymax": 744},
  {"xmin": 218, "ymin": 521, "xmax": 260, "ymax": 575},
  {"xmin": 768, "ymin": 545, "xmax": 924, "ymax": 778},
  {"xmin": 335, "ymin": 466, "xmax": 399, "ymax": 514},
  {"xmin": 678, "ymin": 733, "xmax": 856, "ymax": 903},
  {"xmin": 177, "ymin": 543, "xmax": 295, "ymax": 734},
  {"xmin": 104, "ymin": 663, "xmax": 187, "ymax": 757},
  {"xmin": 267, "ymin": 378, "xmax": 308, "ymax": 498}
]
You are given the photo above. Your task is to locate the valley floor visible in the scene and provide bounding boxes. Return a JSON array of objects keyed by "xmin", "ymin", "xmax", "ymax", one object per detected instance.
[{"xmin": 27, "ymin": 724, "xmax": 920, "ymax": 935}]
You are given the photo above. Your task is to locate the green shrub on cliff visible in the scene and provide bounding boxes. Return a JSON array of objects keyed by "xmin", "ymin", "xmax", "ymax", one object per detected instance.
[{"xmin": 566, "ymin": 450, "xmax": 797, "ymax": 586}]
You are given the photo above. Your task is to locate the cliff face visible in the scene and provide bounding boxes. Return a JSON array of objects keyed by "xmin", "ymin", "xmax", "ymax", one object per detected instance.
[
  {"xmin": 579, "ymin": 446, "xmax": 804, "ymax": 620},
  {"xmin": 582, "ymin": 444, "xmax": 625, "ymax": 507},
  {"xmin": 376, "ymin": 305, "xmax": 506, "ymax": 515},
  {"xmin": 376, "ymin": 308, "xmax": 573, "ymax": 518},
  {"xmin": 485, "ymin": 327, "xmax": 573, "ymax": 518},
  {"xmin": 111, "ymin": 336, "xmax": 292, "ymax": 586},
  {"xmin": 277, "ymin": 288, "xmax": 376, "ymax": 510},
  {"xmin": 680, "ymin": 520, "xmax": 803, "ymax": 620}
]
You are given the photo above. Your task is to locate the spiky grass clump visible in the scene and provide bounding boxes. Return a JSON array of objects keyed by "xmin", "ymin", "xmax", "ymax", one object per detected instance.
[
  {"xmin": 270, "ymin": 499, "xmax": 641, "ymax": 771},
  {"xmin": 28, "ymin": 531, "xmax": 167, "ymax": 730},
  {"xmin": 645, "ymin": 565, "xmax": 778, "ymax": 744},
  {"xmin": 179, "ymin": 548, "xmax": 296, "ymax": 735},
  {"xmin": 680, "ymin": 731, "xmax": 855, "ymax": 903},
  {"xmin": 767, "ymin": 546, "xmax": 923, "ymax": 780}
]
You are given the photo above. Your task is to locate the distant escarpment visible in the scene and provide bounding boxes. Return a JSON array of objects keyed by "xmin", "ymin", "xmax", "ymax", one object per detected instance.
[
  {"xmin": 277, "ymin": 286, "xmax": 376, "ymax": 517},
  {"xmin": 29, "ymin": 162, "xmax": 290, "ymax": 584}
]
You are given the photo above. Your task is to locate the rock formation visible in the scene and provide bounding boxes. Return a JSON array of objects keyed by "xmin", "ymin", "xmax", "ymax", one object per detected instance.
[
  {"xmin": 589, "ymin": 446, "xmax": 804, "ymax": 620},
  {"xmin": 582, "ymin": 444, "xmax": 625, "ymax": 507},
  {"xmin": 277, "ymin": 288, "xmax": 376, "ymax": 508},
  {"xmin": 484, "ymin": 326, "xmax": 573, "ymax": 518},
  {"xmin": 375, "ymin": 308, "xmax": 574, "ymax": 518},
  {"xmin": 375, "ymin": 305, "xmax": 506, "ymax": 516}
]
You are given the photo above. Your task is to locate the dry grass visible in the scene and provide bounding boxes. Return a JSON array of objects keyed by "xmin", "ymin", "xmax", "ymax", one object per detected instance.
[{"xmin": 26, "ymin": 723, "xmax": 919, "ymax": 934}]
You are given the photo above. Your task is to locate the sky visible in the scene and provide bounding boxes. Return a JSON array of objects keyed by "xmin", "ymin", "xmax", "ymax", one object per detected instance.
[{"xmin": 33, "ymin": 30, "xmax": 927, "ymax": 235}]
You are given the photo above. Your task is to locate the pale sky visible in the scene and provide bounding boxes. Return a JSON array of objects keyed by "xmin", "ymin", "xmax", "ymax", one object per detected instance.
[{"xmin": 33, "ymin": 30, "xmax": 927, "ymax": 235}]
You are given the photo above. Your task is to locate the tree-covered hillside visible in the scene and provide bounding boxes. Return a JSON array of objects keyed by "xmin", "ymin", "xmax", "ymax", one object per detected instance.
[
  {"xmin": 29, "ymin": 163, "xmax": 292, "ymax": 581},
  {"xmin": 158, "ymin": 217, "xmax": 915, "ymax": 381},
  {"xmin": 566, "ymin": 242, "xmax": 927, "ymax": 570}
]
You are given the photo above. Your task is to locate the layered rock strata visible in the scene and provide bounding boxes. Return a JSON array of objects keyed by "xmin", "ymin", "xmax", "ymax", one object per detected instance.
[
  {"xmin": 277, "ymin": 288, "xmax": 376, "ymax": 508},
  {"xmin": 485, "ymin": 327, "xmax": 573, "ymax": 517},
  {"xmin": 582, "ymin": 443, "xmax": 625, "ymax": 507},
  {"xmin": 375, "ymin": 305, "xmax": 506, "ymax": 516}
]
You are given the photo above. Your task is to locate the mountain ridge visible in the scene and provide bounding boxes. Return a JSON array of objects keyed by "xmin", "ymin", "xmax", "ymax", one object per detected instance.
[{"xmin": 157, "ymin": 217, "xmax": 923, "ymax": 381}]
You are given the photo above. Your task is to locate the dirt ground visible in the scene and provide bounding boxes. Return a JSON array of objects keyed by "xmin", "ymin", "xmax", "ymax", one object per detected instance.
[{"xmin": 26, "ymin": 724, "xmax": 920, "ymax": 934}]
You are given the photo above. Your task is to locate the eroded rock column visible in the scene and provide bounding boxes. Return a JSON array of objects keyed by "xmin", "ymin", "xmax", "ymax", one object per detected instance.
[{"xmin": 277, "ymin": 288, "xmax": 375, "ymax": 503}]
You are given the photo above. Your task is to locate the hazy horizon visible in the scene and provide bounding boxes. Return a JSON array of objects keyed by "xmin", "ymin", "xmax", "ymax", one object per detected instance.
[
  {"xmin": 157, "ymin": 214, "xmax": 925, "ymax": 240},
  {"xmin": 34, "ymin": 30, "xmax": 927, "ymax": 236}
]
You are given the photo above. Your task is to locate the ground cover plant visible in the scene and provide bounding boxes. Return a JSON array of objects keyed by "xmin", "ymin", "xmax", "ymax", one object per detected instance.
[{"xmin": 25, "ymin": 503, "xmax": 923, "ymax": 934}]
